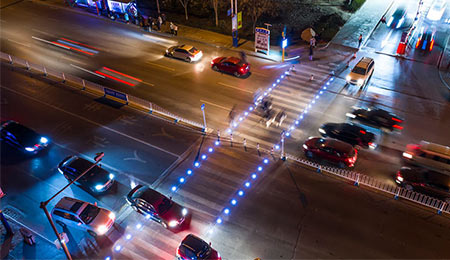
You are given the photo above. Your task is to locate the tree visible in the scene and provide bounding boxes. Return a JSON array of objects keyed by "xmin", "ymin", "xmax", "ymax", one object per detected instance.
[
  {"xmin": 211, "ymin": 0, "xmax": 219, "ymax": 27},
  {"xmin": 179, "ymin": 0, "xmax": 190, "ymax": 20},
  {"xmin": 242, "ymin": 0, "xmax": 278, "ymax": 31}
]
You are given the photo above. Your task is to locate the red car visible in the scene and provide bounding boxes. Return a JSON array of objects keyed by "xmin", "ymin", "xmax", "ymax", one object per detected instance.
[
  {"xmin": 211, "ymin": 56, "xmax": 249, "ymax": 77},
  {"xmin": 303, "ymin": 137, "xmax": 358, "ymax": 168}
]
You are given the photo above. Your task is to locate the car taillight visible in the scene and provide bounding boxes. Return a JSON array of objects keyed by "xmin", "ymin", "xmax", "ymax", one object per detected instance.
[
  {"xmin": 393, "ymin": 124, "xmax": 403, "ymax": 130},
  {"xmin": 415, "ymin": 39, "xmax": 421, "ymax": 48},
  {"xmin": 176, "ymin": 248, "xmax": 181, "ymax": 257},
  {"xmin": 240, "ymin": 67, "xmax": 244, "ymax": 72},
  {"xmin": 359, "ymin": 130, "xmax": 366, "ymax": 134},
  {"xmin": 391, "ymin": 117, "xmax": 402, "ymax": 123},
  {"xmin": 429, "ymin": 39, "xmax": 434, "ymax": 51}
]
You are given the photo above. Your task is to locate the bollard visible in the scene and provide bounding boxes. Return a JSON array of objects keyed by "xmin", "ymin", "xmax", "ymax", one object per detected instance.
[
  {"xmin": 217, "ymin": 130, "xmax": 221, "ymax": 142},
  {"xmin": 257, "ymin": 143, "xmax": 260, "ymax": 157},
  {"xmin": 291, "ymin": 64, "xmax": 295, "ymax": 72},
  {"xmin": 243, "ymin": 138, "xmax": 247, "ymax": 151},
  {"xmin": 437, "ymin": 202, "xmax": 446, "ymax": 215},
  {"xmin": 82, "ymin": 80, "xmax": 86, "ymax": 90},
  {"xmin": 354, "ymin": 173, "xmax": 360, "ymax": 186},
  {"xmin": 43, "ymin": 66, "xmax": 48, "ymax": 77},
  {"xmin": 310, "ymin": 74, "xmax": 314, "ymax": 81},
  {"xmin": 394, "ymin": 187, "xmax": 400, "ymax": 200},
  {"xmin": 8, "ymin": 55, "xmax": 13, "ymax": 64},
  {"xmin": 316, "ymin": 165, "xmax": 321, "ymax": 173},
  {"xmin": 270, "ymin": 147, "xmax": 274, "ymax": 156},
  {"xmin": 230, "ymin": 133, "xmax": 233, "ymax": 147},
  {"xmin": 352, "ymin": 52, "xmax": 357, "ymax": 59},
  {"xmin": 150, "ymin": 103, "xmax": 153, "ymax": 114},
  {"xmin": 20, "ymin": 227, "xmax": 35, "ymax": 246},
  {"xmin": 62, "ymin": 72, "xmax": 66, "ymax": 83},
  {"xmin": 26, "ymin": 61, "xmax": 30, "ymax": 70}
]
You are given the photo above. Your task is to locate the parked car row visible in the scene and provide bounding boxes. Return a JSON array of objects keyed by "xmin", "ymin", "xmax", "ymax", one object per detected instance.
[
  {"xmin": 1, "ymin": 120, "xmax": 221, "ymax": 259},
  {"xmin": 164, "ymin": 44, "xmax": 250, "ymax": 78}
]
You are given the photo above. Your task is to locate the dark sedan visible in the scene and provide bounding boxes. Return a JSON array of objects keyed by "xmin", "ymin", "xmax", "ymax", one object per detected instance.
[
  {"xmin": 387, "ymin": 5, "xmax": 407, "ymax": 29},
  {"xmin": 346, "ymin": 107, "xmax": 403, "ymax": 131},
  {"xmin": 319, "ymin": 123, "xmax": 376, "ymax": 149},
  {"xmin": 177, "ymin": 234, "xmax": 221, "ymax": 260},
  {"xmin": 0, "ymin": 120, "xmax": 49, "ymax": 154},
  {"xmin": 395, "ymin": 167, "xmax": 450, "ymax": 202},
  {"xmin": 126, "ymin": 185, "xmax": 188, "ymax": 229},
  {"xmin": 57, "ymin": 155, "xmax": 115, "ymax": 193},
  {"xmin": 211, "ymin": 56, "xmax": 250, "ymax": 77}
]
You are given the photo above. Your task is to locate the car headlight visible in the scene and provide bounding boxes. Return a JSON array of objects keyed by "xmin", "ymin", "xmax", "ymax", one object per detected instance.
[
  {"xmin": 387, "ymin": 17, "xmax": 394, "ymax": 27},
  {"xmin": 302, "ymin": 144, "xmax": 308, "ymax": 150},
  {"xmin": 181, "ymin": 208, "xmax": 188, "ymax": 216},
  {"xmin": 396, "ymin": 176, "xmax": 404, "ymax": 182},
  {"xmin": 396, "ymin": 17, "xmax": 404, "ymax": 29},
  {"xmin": 357, "ymin": 79, "xmax": 364, "ymax": 85},
  {"xmin": 346, "ymin": 112, "xmax": 356, "ymax": 118},
  {"xmin": 25, "ymin": 147, "xmax": 35, "ymax": 152},
  {"xmin": 108, "ymin": 212, "xmax": 115, "ymax": 219},
  {"xmin": 402, "ymin": 152, "xmax": 413, "ymax": 159},
  {"xmin": 168, "ymin": 220, "xmax": 179, "ymax": 227},
  {"xmin": 40, "ymin": 137, "xmax": 48, "ymax": 144},
  {"xmin": 95, "ymin": 184, "xmax": 103, "ymax": 191},
  {"xmin": 346, "ymin": 75, "xmax": 351, "ymax": 81},
  {"xmin": 318, "ymin": 128, "xmax": 326, "ymax": 134},
  {"xmin": 96, "ymin": 225, "xmax": 108, "ymax": 235},
  {"xmin": 166, "ymin": 49, "xmax": 169, "ymax": 53},
  {"xmin": 109, "ymin": 173, "xmax": 115, "ymax": 180}
]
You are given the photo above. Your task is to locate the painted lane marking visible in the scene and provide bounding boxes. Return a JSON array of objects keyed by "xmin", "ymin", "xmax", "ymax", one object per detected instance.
[
  {"xmin": 95, "ymin": 70, "xmax": 135, "ymax": 86},
  {"xmin": 1, "ymin": 85, "xmax": 180, "ymax": 158},
  {"xmin": 7, "ymin": 38, "xmax": 31, "ymax": 48},
  {"xmin": 200, "ymin": 99, "xmax": 232, "ymax": 111},
  {"xmin": 103, "ymin": 67, "xmax": 142, "ymax": 82},
  {"xmin": 70, "ymin": 64, "xmax": 105, "ymax": 78},
  {"xmin": 217, "ymin": 82, "xmax": 253, "ymax": 94},
  {"xmin": 146, "ymin": 62, "xmax": 175, "ymax": 71}
]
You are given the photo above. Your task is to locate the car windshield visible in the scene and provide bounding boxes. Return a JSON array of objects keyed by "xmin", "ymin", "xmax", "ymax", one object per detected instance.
[
  {"xmin": 79, "ymin": 205, "xmax": 100, "ymax": 224},
  {"xmin": 188, "ymin": 47, "xmax": 198, "ymax": 53},
  {"xmin": 197, "ymin": 245, "xmax": 211, "ymax": 258},
  {"xmin": 352, "ymin": 66, "xmax": 366, "ymax": 75},
  {"xmin": 156, "ymin": 197, "xmax": 173, "ymax": 214}
]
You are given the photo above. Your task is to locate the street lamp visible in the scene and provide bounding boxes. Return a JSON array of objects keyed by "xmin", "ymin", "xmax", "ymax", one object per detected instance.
[{"xmin": 40, "ymin": 152, "xmax": 105, "ymax": 260}]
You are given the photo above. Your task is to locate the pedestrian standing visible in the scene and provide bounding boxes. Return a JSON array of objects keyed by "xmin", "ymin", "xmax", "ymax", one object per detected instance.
[
  {"xmin": 161, "ymin": 13, "xmax": 166, "ymax": 24},
  {"xmin": 157, "ymin": 15, "xmax": 162, "ymax": 31},
  {"xmin": 174, "ymin": 24, "xmax": 178, "ymax": 36},
  {"xmin": 124, "ymin": 12, "xmax": 129, "ymax": 24},
  {"xmin": 358, "ymin": 34, "xmax": 363, "ymax": 48},
  {"xmin": 170, "ymin": 22, "xmax": 174, "ymax": 35},
  {"xmin": 240, "ymin": 51, "xmax": 247, "ymax": 63},
  {"xmin": 309, "ymin": 45, "xmax": 313, "ymax": 61},
  {"xmin": 310, "ymin": 36, "xmax": 316, "ymax": 47}
]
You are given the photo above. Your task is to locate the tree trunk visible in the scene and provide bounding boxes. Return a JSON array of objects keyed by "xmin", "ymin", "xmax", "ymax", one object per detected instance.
[
  {"xmin": 156, "ymin": 0, "xmax": 160, "ymax": 14},
  {"xmin": 184, "ymin": 4, "xmax": 188, "ymax": 20},
  {"xmin": 214, "ymin": 8, "xmax": 218, "ymax": 26}
]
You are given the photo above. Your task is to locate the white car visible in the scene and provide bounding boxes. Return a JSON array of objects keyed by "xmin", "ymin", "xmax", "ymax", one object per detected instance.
[
  {"xmin": 346, "ymin": 57, "xmax": 375, "ymax": 88},
  {"xmin": 427, "ymin": 0, "xmax": 447, "ymax": 21},
  {"xmin": 51, "ymin": 197, "xmax": 115, "ymax": 237}
]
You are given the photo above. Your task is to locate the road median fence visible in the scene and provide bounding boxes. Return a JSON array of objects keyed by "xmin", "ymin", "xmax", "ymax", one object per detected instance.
[
  {"xmin": 1, "ymin": 51, "xmax": 205, "ymax": 131},
  {"xmin": 286, "ymin": 153, "xmax": 449, "ymax": 216}
]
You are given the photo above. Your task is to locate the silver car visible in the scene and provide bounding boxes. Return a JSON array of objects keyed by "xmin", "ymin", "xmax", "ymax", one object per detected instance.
[{"xmin": 165, "ymin": 44, "xmax": 203, "ymax": 62}]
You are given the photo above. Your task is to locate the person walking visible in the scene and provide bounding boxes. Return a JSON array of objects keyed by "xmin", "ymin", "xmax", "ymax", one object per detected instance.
[
  {"xmin": 358, "ymin": 34, "xmax": 363, "ymax": 48},
  {"xmin": 240, "ymin": 51, "xmax": 247, "ymax": 63},
  {"xmin": 173, "ymin": 24, "xmax": 178, "ymax": 36},
  {"xmin": 170, "ymin": 22, "xmax": 174, "ymax": 35}
]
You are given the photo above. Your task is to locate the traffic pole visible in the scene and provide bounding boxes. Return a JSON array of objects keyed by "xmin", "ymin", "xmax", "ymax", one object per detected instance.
[
  {"xmin": 257, "ymin": 143, "xmax": 260, "ymax": 156},
  {"xmin": 243, "ymin": 138, "xmax": 247, "ymax": 151},
  {"xmin": 281, "ymin": 131, "xmax": 286, "ymax": 161},
  {"xmin": 230, "ymin": 133, "xmax": 233, "ymax": 147},
  {"xmin": 201, "ymin": 104, "xmax": 207, "ymax": 133}
]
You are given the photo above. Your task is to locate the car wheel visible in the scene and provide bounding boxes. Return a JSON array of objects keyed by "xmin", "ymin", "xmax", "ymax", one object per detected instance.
[
  {"xmin": 212, "ymin": 65, "xmax": 219, "ymax": 71},
  {"xmin": 404, "ymin": 184, "xmax": 413, "ymax": 191},
  {"xmin": 306, "ymin": 151, "xmax": 313, "ymax": 158},
  {"xmin": 234, "ymin": 71, "xmax": 240, "ymax": 77},
  {"xmin": 88, "ymin": 230, "xmax": 97, "ymax": 237},
  {"xmin": 185, "ymin": 57, "xmax": 191, "ymax": 63},
  {"xmin": 338, "ymin": 162, "xmax": 346, "ymax": 168}
]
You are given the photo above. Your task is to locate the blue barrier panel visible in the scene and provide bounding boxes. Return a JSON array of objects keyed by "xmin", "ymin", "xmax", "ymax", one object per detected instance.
[{"xmin": 104, "ymin": 87, "xmax": 128, "ymax": 102}]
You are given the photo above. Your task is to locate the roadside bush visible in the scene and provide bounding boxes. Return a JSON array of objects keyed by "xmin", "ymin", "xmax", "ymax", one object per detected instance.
[{"xmin": 314, "ymin": 13, "xmax": 345, "ymax": 41}]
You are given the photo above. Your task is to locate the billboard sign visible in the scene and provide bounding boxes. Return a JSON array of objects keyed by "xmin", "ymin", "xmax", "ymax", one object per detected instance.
[{"xmin": 255, "ymin": 27, "xmax": 270, "ymax": 53}]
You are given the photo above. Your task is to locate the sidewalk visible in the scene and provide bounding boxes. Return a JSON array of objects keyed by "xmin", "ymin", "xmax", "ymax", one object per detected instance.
[{"xmin": 1, "ymin": 212, "xmax": 65, "ymax": 259}]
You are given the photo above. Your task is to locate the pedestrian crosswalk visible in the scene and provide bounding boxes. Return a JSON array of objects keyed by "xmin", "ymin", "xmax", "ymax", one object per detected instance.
[
  {"xmin": 111, "ymin": 139, "xmax": 273, "ymax": 259},
  {"xmin": 230, "ymin": 62, "xmax": 339, "ymax": 149}
]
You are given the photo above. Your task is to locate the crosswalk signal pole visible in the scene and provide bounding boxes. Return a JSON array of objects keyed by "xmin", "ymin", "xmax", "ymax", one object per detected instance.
[
  {"xmin": 201, "ymin": 104, "xmax": 207, "ymax": 133},
  {"xmin": 281, "ymin": 131, "xmax": 286, "ymax": 161}
]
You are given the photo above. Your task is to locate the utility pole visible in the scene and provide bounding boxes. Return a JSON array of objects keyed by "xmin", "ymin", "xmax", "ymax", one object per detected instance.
[
  {"xmin": 231, "ymin": 0, "xmax": 238, "ymax": 47},
  {"xmin": 201, "ymin": 104, "xmax": 207, "ymax": 133}
]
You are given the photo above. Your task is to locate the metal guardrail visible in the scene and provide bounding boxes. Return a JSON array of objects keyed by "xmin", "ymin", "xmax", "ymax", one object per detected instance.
[
  {"xmin": 285, "ymin": 153, "xmax": 449, "ymax": 215},
  {"xmin": 0, "ymin": 51, "xmax": 206, "ymax": 131}
]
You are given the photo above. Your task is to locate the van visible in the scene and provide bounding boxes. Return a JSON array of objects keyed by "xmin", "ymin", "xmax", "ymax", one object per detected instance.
[{"xmin": 402, "ymin": 141, "xmax": 450, "ymax": 175}]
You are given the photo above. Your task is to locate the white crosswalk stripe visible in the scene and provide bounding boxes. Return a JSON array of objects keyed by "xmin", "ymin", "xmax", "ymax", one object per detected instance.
[{"xmin": 232, "ymin": 62, "xmax": 338, "ymax": 149}]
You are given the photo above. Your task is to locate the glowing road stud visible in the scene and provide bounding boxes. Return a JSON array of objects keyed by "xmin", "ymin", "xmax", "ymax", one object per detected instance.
[
  {"xmin": 272, "ymin": 83, "xmax": 277, "ymax": 87},
  {"xmin": 105, "ymin": 257, "xmax": 111, "ymax": 260},
  {"xmin": 186, "ymin": 169, "xmax": 192, "ymax": 175},
  {"xmin": 257, "ymin": 166, "xmax": 263, "ymax": 172},
  {"xmin": 252, "ymin": 173, "xmax": 257, "ymax": 179},
  {"xmin": 320, "ymin": 91, "xmax": 323, "ymax": 94},
  {"xmin": 249, "ymin": 106, "xmax": 254, "ymax": 111},
  {"xmin": 263, "ymin": 158, "xmax": 269, "ymax": 164},
  {"xmin": 286, "ymin": 132, "xmax": 290, "ymax": 137},
  {"xmin": 281, "ymin": 75, "xmax": 285, "ymax": 79},
  {"xmin": 277, "ymin": 79, "xmax": 280, "ymax": 83},
  {"xmin": 245, "ymin": 182, "xmax": 251, "ymax": 188},
  {"xmin": 275, "ymin": 145, "xmax": 280, "ymax": 150},
  {"xmin": 179, "ymin": 177, "xmax": 185, "ymax": 183},
  {"xmin": 215, "ymin": 140, "xmax": 220, "ymax": 146},
  {"xmin": 224, "ymin": 208, "xmax": 230, "ymax": 214},
  {"xmin": 300, "ymin": 115, "xmax": 304, "ymax": 119},
  {"xmin": 216, "ymin": 218, "xmax": 223, "ymax": 224},
  {"xmin": 208, "ymin": 147, "xmax": 214, "ymax": 153},
  {"xmin": 295, "ymin": 120, "xmax": 299, "ymax": 125},
  {"xmin": 115, "ymin": 245, "xmax": 122, "ymax": 252},
  {"xmin": 145, "ymin": 214, "xmax": 151, "ymax": 219},
  {"xmin": 126, "ymin": 234, "xmax": 132, "ymax": 240},
  {"xmin": 201, "ymin": 154, "xmax": 207, "ymax": 160},
  {"xmin": 136, "ymin": 223, "xmax": 142, "ymax": 229},
  {"xmin": 244, "ymin": 111, "xmax": 248, "ymax": 116},
  {"xmin": 316, "ymin": 95, "xmax": 319, "ymax": 99},
  {"xmin": 268, "ymin": 88, "xmax": 272, "ymax": 92},
  {"xmin": 194, "ymin": 161, "xmax": 200, "ymax": 167},
  {"xmin": 238, "ymin": 190, "xmax": 244, "ymax": 196},
  {"xmin": 231, "ymin": 199, "xmax": 237, "ymax": 205},
  {"xmin": 312, "ymin": 100, "xmax": 315, "ymax": 104},
  {"xmin": 227, "ymin": 128, "xmax": 232, "ymax": 133},
  {"xmin": 171, "ymin": 186, "xmax": 177, "ymax": 192}
]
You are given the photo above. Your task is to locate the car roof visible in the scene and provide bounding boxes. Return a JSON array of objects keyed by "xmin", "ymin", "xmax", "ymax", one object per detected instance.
[
  {"xmin": 181, "ymin": 234, "xmax": 209, "ymax": 252},
  {"xmin": 134, "ymin": 186, "xmax": 164, "ymax": 204},
  {"xmin": 224, "ymin": 57, "xmax": 242, "ymax": 64},
  {"xmin": 355, "ymin": 57, "xmax": 373, "ymax": 69},
  {"xmin": 324, "ymin": 138, "xmax": 354, "ymax": 153},
  {"xmin": 419, "ymin": 141, "xmax": 450, "ymax": 158},
  {"xmin": 54, "ymin": 197, "xmax": 87, "ymax": 212},
  {"xmin": 179, "ymin": 44, "xmax": 194, "ymax": 51}
]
